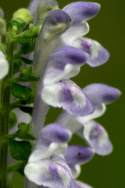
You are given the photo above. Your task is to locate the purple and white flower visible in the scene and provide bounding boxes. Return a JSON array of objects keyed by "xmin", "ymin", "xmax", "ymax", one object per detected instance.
[
  {"xmin": 58, "ymin": 83, "xmax": 121, "ymax": 155},
  {"xmin": 24, "ymin": 1, "xmax": 121, "ymax": 188},
  {"xmin": 25, "ymin": 123, "xmax": 93, "ymax": 187}
]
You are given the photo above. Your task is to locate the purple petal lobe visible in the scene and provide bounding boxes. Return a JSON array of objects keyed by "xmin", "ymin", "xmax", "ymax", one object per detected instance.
[
  {"xmin": 80, "ymin": 38, "xmax": 110, "ymax": 67},
  {"xmin": 84, "ymin": 120, "xmax": 113, "ymax": 156},
  {"xmin": 83, "ymin": 83, "xmax": 121, "ymax": 105},
  {"xmin": 44, "ymin": 46, "xmax": 88, "ymax": 84},
  {"xmin": 63, "ymin": 2, "xmax": 101, "ymax": 23},
  {"xmin": 65, "ymin": 146, "xmax": 94, "ymax": 166},
  {"xmin": 40, "ymin": 123, "xmax": 72, "ymax": 144},
  {"xmin": 51, "ymin": 46, "xmax": 88, "ymax": 68},
  {"xmin": 45, "ymin": 10, "xmax": 71, "ymax": 25},
  {"xmin": 41, "ymin": 10, "xmax": 71, "ymax": 41}
]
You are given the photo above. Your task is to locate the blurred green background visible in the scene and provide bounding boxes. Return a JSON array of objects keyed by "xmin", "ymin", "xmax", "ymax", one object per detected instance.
[{"xmin": 0, "ymin": 0, "xmax": 124, "ymax": 188}]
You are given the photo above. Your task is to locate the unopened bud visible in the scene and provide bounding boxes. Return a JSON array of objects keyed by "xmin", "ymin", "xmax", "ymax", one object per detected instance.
[{"xmin": 13, "ymin": 8, "xmax": 32, "ymax": 25}]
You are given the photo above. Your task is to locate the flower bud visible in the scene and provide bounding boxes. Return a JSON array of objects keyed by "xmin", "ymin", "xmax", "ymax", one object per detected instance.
[{"xmin": 13, "ymin": 8, "xmax": 32, "ymax": 25}]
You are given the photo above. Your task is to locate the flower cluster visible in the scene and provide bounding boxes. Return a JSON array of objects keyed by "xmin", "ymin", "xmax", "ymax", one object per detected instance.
[{"xmin": 24, "ymin": 0, "xmax": 121, "ymax": 188}]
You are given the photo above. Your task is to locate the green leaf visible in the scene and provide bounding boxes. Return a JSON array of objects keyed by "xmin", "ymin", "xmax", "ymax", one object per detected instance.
[
  {"xmin": 8, "ymin": 161, "xmax": 25, "ymax": 174},
  {"xmin": 9, "ymin": 140, "xmax": 32, "ymax": 161},
  {"xmin": 15, "ymin": 123, "xmax": 35, "ymax": 140},
  {"xmin": 9, "ymin": 111, "xmax": 17, "ymax": 129},
  {"xmin": 13, "ymin": 58, "xmax": 22, "ymax": 73},
  {"xmin": 11, "ymin": 83, "xmax": 32, "ymax": 101},
  {"xmin": 18, "ymin": 67, "xmax": 39, "ymax": 82},
  {"xmin": 18, "ymin": 123, "xmax": 30, "ymax": 135}
]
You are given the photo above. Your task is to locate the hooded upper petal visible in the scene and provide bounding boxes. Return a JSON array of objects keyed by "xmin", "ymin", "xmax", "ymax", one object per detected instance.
[
  {"xmin": 83, "ymin": 120, "xmax": 113, "ymax": 156},
  {"xmin": 77, "ymin": 83, "xmax": 121, "ymax": 121},
  {"xmin": 0, "ymin": 51, "xmax": 9, "ymax": 79},
  {"xmin": 63, "ymin": 2, "xmax": 101, "ymax": 23},
  {"xmin": 42, "ymin": 80, "xmax": 94, "ymax": 116},
  {"xmin": 83, "ymin": 83, "xmax": 121, "ymax": 105},
  {"xmin": 39, "ymin": 123, "xmax": 72, "ymax": 144},
  {"xmin": 41, "ymin": 9, "xmax": 71, "ymax": 41},
  {"xmin": 62, "ymin": 2, "xmax": 100, "ymax": 45},
  {"xmin": 44, "ymin": 46, "xmax": 88, "ymax": 85}
]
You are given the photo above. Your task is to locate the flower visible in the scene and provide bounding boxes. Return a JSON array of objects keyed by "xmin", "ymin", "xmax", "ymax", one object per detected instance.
[
  {"xmin": 0, "ymin": 51, "xmax": 9, "ymax": 79},
  {"xmin": 58, "ymin": 83, "xmax": 121, "ymax": 156},
  {"xmin": 42, "ymin": 80, "xmax": 94, "ymax": 116},
  {"xmin": 24, "ymin": 123, "xmax": 73, "ymax": 187},
  {"xmin": 25, "ymin": 123, "xmax": 93, "ymax": 187}
]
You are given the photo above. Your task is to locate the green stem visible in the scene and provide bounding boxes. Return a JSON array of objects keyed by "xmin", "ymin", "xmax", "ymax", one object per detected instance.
[
  {"xmin": 0, "ymin": 38, "xmax": 14, "ymax": 188},
  {"xmin": 0, "ymin": 79, "xmax": 10, "ymax": 188}
]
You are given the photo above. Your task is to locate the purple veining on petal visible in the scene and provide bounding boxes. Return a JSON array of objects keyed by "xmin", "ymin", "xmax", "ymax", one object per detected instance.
[
  {"xmin": 83, "ymin": 83, "xmax": 121, "ymax": 105},
  {"xmin": 65, "ymin": 146, "xmax": 94, "ymax": 167},
  {"xmin": 49, "ymin": 163, "xmax": 62, "ymax": 182},
  {"xmin": 61, "ymin": 85, "xmax": 74, "ymax": 103},
  {"xmin": 59, "ymin": 81, "xmax": 94, "ymax": 116},
  {"xmin": 63, "ymin": 2, "xmax": 101, "ymax": 23}
]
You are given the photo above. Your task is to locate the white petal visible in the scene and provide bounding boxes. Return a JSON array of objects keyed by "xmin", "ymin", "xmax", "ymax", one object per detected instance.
[
  {"xmin": 78, "ymin": 103, "xmax": 106, "ymax": 124},
  {"xmin": 61, "ymin": 22, "xmax": 89, "ymax": 46},
  {"xmin": 13, "ymin": 108, "xmax": 32, "ymax": 124},
  {"xmin": 44, "ymin": 64, "xmax": 80, "ymax": 85},
  {"xmin": 29, "ymin": 142, "xmax": 67, "ymax": 163},
  {"xmin": 0, "ymin": 51, "xmax": 9, "ymax": 79},
  {"xmin": 25, "ymin": 156, "xmax": 72, "ymax": 188},
  {"xmin": 58, "ymin": 112, "xmax": 82, "ymax": 133}
]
